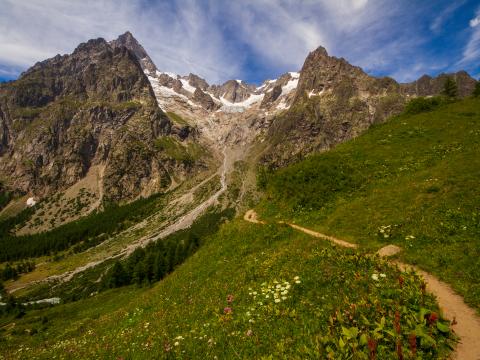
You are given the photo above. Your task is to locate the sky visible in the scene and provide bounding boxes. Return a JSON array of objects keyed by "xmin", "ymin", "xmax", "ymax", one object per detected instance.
[{"xmin": 0, "ymin": 0, "xmax": 479, "ymax": 85}]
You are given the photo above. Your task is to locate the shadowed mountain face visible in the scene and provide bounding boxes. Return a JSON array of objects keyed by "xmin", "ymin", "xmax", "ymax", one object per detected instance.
[{"xmin": 0, "ymin": 37, "xmax": 197, "ymax": 202}]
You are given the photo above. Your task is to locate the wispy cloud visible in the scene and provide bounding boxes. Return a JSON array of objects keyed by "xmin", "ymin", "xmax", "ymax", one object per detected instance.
[
  {"xmin": 470, "ymin": 15, "xmax": 480, "ymax": 27},
  {"xmin": 458, "ymin": 7, "xmax": 480, "ymax": 68},
  {"xmin": 0, "ymin": 0, "xmax": 478, "ymax": 84},
  {"xmin": 430, "ymin": 0, "xmax": 466, "ymax": 33}
]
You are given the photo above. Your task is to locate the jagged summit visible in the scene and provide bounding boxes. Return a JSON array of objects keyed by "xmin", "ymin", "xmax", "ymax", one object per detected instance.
[{"xmin": 110, "ymin": 31, "xmax": 157, "ymax": 73}]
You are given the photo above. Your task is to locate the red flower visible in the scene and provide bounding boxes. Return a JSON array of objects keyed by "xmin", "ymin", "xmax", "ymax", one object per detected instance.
[
  {"xmin": 394, "ymin": 310, "xmax": 401, "ymax": 334},
  {"xmin": 368, "ymin": 338, "xmax": 377, "ymax": 359},
  {"xmin": 224, "ymin": 307, "xmax": 233, "ymax": 315},
  {"xmin": 227, "ymin": 294, "xmax": 234, "ymax": 304},
  {"xmin": 409, "ymin": 333, "xmax": 417, "ymax": 356},
  {"xmin": 428, "ymin": 312, "xmax": 438, "ymax": 325}
]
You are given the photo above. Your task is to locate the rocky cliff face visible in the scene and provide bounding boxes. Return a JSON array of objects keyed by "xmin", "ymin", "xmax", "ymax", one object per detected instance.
[
  {"xmin": 400, "ymin": 71, "xmax": 477, "ymax": 98},
  {"xmin": 261, "ymin": 47, "xmax": 405, "ymax": 167},
  {"xmin": 0, "ymin": 36, "xmax": 198, "ymax": 203},
  {"xmin": 110, "ymin": 31, "xmax": 158, "ymax": 74},
  {"xmin": 260, "ymin": 47, "xmax": 478, "ymax": 168}
]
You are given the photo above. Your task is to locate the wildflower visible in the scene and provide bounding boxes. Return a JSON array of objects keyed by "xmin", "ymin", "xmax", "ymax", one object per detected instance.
[
  {"xmin": 368, "ymin": 338, "xmax": 377, "ymax": 359},
  {"xmin": 281, "ymin": 290, "xmax": 288, "ymax": 295},
  {"xmin": 396, "ymin": 340, "xmax": 403, "ymax": 360},
  {"xmin": 394, "ymin": 310, "xmax": 401, "ymax": 334},
  {"xmin": 294, "ymin": 276, "xmax": 300, "ymax": 281},
  {"xmin": 371, "ymin": 274, "xmax": 379, "ymax": 281},
  {"xmin": 246, "ymin": 329, "xmax": 253, "ymax": 337},
  {"xmin": 428, "ymin": 312, "xmax": 438, "ymax": 325},
  {"xmin": 276, "ymin": 284, "xmax": 281, "ymax": 289},
  {"xmin": 174, "ymin": 342, "xmax": 180, "ymax": 346},
  {"xmin": 274, "ymin": 298, "xmax": 281, "ymax": 303},
  {"xmin": 227, "ymin": 294, "xmax": 234, "ymax": 304},
  {"xmin": 295, "ymin": 280, "xmax": 301, "ymax": 284},
  {"xmin": 380, "ymin": 273, "xmax": 386, "ymax": 278},
  {"xmin": 409, "ymin": 333, "xmax": 417, "ymax": 357},
  {"xmin": 252, "ymin": 291, "xmax": 257, "ymax": 296},
  {"xmin": 224, "ymin": 307, "xmax": 233, "ymax": 315},
  {"xmin": 281, "ymin": 296, "xmax": 287, "ymax": 300}
]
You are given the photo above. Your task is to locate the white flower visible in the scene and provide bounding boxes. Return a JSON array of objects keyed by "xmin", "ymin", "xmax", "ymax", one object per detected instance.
[
  {"xmin": 294, "ymin": 276, "xmax": 300, "ymax": 280},
  {"xmin": 252, "ymin": 291, "xmax": 257, "ymax": 295},
  {"xmin": 380, "ymin": 273, "xmax": 386, "ymax": 278},
  {"xmin": 174, "ymin": 342, "xmax": 180, "ymax": 346},
  {"xmin": 295, "ymin": 280, "xmax": 301, "ymax": 284},
  {"xmin": 274, "ymin": 298, "xmax": 281, "ymax": 303},
  {"xmin": 371, "ymin": 274, "xmax": 379, "ymax": 281},
  {"xmin": 281, "ymin": 296, "xmax": 287, "ymax": 300},
  {"xmin": 286, "ymin": 284, "xmax": 291, "ymax": 289},
  {"xmin": 276, "ymin": 284, "xmax": 281, "ymax": 289}
]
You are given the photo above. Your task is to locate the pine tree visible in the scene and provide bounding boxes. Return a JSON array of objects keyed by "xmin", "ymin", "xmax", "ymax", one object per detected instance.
[
  {"xmin": 144, "ymin": 253, "xmax": 155, "ymax": 283},
  {"xmin": 473, "ymin": 81, "xmax": 480, "ymax": 97},
  {"xmin": 107, "ymin": 261, "xmax": 129, "ymax": 288},
  {"xmin": 153, "ymin": 253, "xmax": 167, "ymax": 281},
  {"xmin": 442, "ymin": 77, "xmax": 458, "ymax": 98}
]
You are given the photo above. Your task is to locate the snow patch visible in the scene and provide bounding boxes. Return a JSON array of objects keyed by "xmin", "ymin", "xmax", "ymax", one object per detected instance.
[
  {"xmin": 219, "ymin": 93, "xmax": 264, "ymax": 113},
  {"xmin": 23, "ymin": 297, "xmax": 61, "ymax": 306},
  {"xmin": 156, "ymin": 71, "xmax": 178, "ymax": 79},
  {"xmin": 147, "ymin": 75, "xmax": 197, "ymax": 110},
  {"xmin": 180, "ymin": 79, "xmax": 196, "ymax": 93},
  {"xmin": 289, "ymin": 72, "xmax": 300, "ymax": 79},
  {"xmin": 308, "ymin": 88, "xmax": 325, "ymax": 98},
  {"xmin": 282, "ymin": 78, "xmax": 299, "ymax": 94}
]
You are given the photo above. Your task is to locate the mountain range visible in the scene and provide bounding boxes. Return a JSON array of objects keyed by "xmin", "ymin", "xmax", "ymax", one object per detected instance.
[
  {"xmin": 1, "ymin": 31, "xmax": 476, "ymax": 215},
  {"xmin": 1, "ymin": 30, "xmax": 480, "ymax": 359}
]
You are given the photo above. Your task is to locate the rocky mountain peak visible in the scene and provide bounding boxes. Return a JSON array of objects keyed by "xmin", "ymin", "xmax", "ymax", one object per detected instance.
[
  {"xmin": 110, "ymin": 31, "xmax": 157, "ymax": 74},
  {"xmin": 73, "ymin": 37, "xmax": 110, "ymax": 55}
]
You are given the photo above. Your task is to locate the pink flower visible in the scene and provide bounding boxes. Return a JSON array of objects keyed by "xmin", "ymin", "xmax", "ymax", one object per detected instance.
[
  {"xmin": 224, "ymin": 307, "xmax": 232, "ymax": 315},
  {"xmin": 246, "ymin": 329, "xmax": 253, "ymax": 337},
  {"xmin": 227, "ymin": 294, "xmax": 234, "ymax": 304}
]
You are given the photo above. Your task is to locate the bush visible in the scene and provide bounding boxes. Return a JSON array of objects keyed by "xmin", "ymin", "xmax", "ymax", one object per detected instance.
[{"xmin": 403, "ymin": 97, "xmax": 446, "ymax": 115}]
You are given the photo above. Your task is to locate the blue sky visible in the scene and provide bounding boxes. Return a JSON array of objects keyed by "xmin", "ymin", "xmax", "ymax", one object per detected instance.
[{"xmin": 0, "ymin": 0, "xmax": 479, "ymax": 85}]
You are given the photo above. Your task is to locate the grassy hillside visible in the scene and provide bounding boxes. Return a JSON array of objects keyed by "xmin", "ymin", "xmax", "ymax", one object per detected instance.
[
  {"xmin": 1, "ymin": 220, "xmax": 452, "ymax": 359},
  {"xmin": 3, "ymin": 97, "xmax": 476, "ymax": 359},
  {"xmin": 259, "ymin": 97, "xmax": 480, "ymax": 310}
]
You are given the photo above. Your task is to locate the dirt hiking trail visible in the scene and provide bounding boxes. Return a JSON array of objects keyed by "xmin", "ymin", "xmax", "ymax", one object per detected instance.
[{"xmin": 244, "ymin": 210, "xmax": 480, "ymax": 360}]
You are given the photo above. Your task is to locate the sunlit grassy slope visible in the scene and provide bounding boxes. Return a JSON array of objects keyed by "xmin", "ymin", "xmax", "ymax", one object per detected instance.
[
  {"xmin": 1, "ymin": 221, "xmax": 451, "ymax": 359},
  {"xmin": 260, "ymin": 97, "xmax": 480, "ymax": 310}
]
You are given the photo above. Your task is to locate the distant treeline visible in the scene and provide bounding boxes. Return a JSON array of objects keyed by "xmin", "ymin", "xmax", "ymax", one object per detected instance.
[
  {"xmin": 102, "ymin": 208, "xmax": 234, "ymax": 290},
  {"xmin": 1, "ymin": 261, "xmax": 35, "ymax": 281},
  {"xmin": 0, "ymin": 194, "xmax": 163, "ymax": 262}
]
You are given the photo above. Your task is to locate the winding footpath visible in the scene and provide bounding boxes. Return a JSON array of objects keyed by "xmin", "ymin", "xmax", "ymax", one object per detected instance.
[{"xmin": 244, "ymin": 210, "xmax": 480, "ymax": 360}]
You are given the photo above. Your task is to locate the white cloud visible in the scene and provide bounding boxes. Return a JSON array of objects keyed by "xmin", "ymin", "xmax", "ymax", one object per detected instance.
[
  {"xmin": 430, "ymin": 0, "xmax": 466, "ymax": 33},
  {"xmin": 0, "ymin": 0, "xmax": 477, "ymax": 84},
  {"xmin": 470, "ymin": 16, "xmax": 480, "ymax": 27}
]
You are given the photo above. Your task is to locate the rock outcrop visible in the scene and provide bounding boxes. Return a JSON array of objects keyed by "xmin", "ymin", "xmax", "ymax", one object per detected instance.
[
  {"xmin": 401, "ymin": 71, "xmax": 477, "ymax": 98},
  {"xmin": 0, "ymin": 36, "xmax": 198, "ymax": 202}
]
